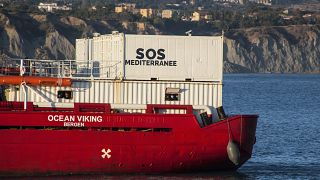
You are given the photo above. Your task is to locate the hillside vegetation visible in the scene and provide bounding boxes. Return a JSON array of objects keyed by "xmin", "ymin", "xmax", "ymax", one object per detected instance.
[{"xmin": 0, "ymin": 12, "xmax": 319, "ymax": 73}]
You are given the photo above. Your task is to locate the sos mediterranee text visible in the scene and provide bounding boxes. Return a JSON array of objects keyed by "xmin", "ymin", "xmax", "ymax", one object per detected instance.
[{"xmin": 125, "ymin": 48, "xmax": 177, "ymax": 66}]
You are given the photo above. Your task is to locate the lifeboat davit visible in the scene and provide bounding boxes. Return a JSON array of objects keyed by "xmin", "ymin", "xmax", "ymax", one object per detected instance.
[{"xmin": 0, "ymin": 76, "xmax": 71, "ymax": 87}]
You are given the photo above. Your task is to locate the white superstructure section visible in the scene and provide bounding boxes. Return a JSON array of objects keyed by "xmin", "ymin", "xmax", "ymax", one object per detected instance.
[{"xmin": 7, "ymin": 80, "xmax": 222, "ymax": 108}]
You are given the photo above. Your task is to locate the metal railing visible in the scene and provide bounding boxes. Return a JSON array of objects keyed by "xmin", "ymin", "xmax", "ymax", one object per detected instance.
[{"xmin": 0, "ymin": 58, "xmax": 122, "ymax": 79}]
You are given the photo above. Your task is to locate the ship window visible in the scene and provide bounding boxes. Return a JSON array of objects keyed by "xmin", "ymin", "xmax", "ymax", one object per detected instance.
[
  {"xmin": 165, "ymin": 88, "xmax": 180, "ymax": 101},
  {"xmin": 57, "ymin": 90, "xmax": 72, "ymax": 99}
]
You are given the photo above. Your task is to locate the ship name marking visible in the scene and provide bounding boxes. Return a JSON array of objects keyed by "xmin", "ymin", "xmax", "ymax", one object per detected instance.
[
  {"xmin": 47, "ymin": 115, "xmax": 103, "ymax": 127},
  {"xmin": 48, "ymin": 115, "xmax": 103, "ymax": 122}
]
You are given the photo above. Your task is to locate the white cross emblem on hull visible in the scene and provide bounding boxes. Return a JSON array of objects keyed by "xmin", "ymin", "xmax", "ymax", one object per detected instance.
[{"xmin": 101, "ymin": 148, "xmax": 111, "ymax": 159}]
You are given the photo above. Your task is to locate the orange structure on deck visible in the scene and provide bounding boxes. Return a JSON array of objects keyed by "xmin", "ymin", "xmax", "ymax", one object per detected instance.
[{"xmin": 0, "ymin": 76, "xmax": 72, "ymax": 87}]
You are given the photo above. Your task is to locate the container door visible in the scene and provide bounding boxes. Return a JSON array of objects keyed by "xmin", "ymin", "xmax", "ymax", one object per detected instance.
[
  {"xmin": 75, "ymin": 39, "xmax": 89, "ymax": 62},
  {"xmin": 95, "ymin": 33, "xmax": 124, "ymax": 79}
]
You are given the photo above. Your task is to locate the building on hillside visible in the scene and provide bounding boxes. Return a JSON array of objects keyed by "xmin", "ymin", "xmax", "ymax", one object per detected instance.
[
  {"xmin": 162, "ymin": 9, "xmax": 173, "ymax": 18},
  {"xmin": 191, "ymin": 11, "xmax": 212, "ymax": 21},
  {"xmin": 137, "ymin": 22, "xmax": 146, "ymax": 31},
  {"xmin": 281, "ymin": 15, "xmax": 293, "ymax": 20},
  {"xmin": 215, "ymin": 0, "xmax": 272, "ymax": 5},
  {"xmin": 256, "ymin": 0, "xmax": 272, "ymax": 5},
  {"xmin": 115, "ymin": 6, "xmax": 123, "ymax": 13},
  {"xmin": 190, "ymin": 0, "xmax": 197, "ymax": 5},
  {"xmin": 302, "ymin": 14, "xmax": 312, "ymax": 19},
  {"xmin": 213, "ymin": 0, "xmax": 238, "ymax": 3},
  {"xmin": 191, "ymin": 11, "xmax": 200, "ymax": 21},
  {"xmin": 115, "ymin": 3, "xmax": 136, "ymax": 13},
  {"xmin": 38, "ymin": 3, "xmax": 71, "ymax": 12},
  {"xmin": 162, "ymin": 9, "xmax": 180, "ymax": 19},
  {"xmin": 38, "ymin": 3, "xmax": 57, "ymax": 12},
  {"xmin": 239, "ymin": 0, "xmax": 247, "ymax": 4},
  {"xmin": 90, "ymin": 6, "xmax": 97, "ymax": 11},
  {"xmin": 140, "ymin": 8, "xmax": 155, "ymax": 18},
  {"xmin": 282, "ymin": 9, "xmax": 293, "ymax": 15}
]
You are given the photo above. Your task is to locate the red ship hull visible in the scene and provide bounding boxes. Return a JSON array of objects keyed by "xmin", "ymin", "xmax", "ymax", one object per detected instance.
[{"xmin": 0, "ymin": 102, "xmax": 258, "ymax": 175}]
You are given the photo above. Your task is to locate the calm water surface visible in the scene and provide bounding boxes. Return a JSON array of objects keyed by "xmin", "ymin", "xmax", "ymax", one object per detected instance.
[
  {"xmin": 20, "ymin": 74, "xmax": 320, "ymax": 179},
  {"xmin": 222, "ymin": 74, "xmax": 320, "ymax": 179}
]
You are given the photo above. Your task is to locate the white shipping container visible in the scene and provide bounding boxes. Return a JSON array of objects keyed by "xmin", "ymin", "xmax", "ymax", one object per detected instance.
[
  {"xmin": 124, "ymin": 34, "xmax": 223, "ymax": 81},
  {"xmin": 75, "ymin": 33, "xmax": 223, "ymax": 82}
]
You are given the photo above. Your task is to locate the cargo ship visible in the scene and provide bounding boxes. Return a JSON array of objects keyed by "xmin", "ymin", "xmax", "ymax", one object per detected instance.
[{"xmin": 0, "ymin": 33, "xmax": 258, "ymax": 176}]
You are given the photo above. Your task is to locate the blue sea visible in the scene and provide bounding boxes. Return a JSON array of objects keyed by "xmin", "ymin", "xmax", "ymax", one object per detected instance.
[
  {"xmin": 221, "ymin": 74, "xmax": 320, "ymax": 179},
  {"xmin": 10, "ymin": 74, "xmax": 320, "ymax": 179}
]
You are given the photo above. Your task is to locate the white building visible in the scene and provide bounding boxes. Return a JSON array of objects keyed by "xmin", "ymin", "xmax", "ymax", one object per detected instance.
[
  {"xmin": 38, "ymin": 3, "xmax": 72, "ymax": 12},
  {"xmin": 256, "ymin": 0, "xmax": 272, "ymax": 6}
]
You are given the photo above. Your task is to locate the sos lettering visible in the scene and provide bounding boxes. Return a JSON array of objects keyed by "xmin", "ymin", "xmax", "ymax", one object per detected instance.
[{"xmin": 136, "ymin": 48, "xmax": 165, "ymax": 60}]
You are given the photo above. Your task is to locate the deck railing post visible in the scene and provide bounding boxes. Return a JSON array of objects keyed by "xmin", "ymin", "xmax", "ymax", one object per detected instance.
[
  {"xmin": 21, "ymin": 83, "xmax": 27, "ymax": 110},
  {"xmin": 20, "ymin": 59, "xmax": 24, "ymax": 76}
]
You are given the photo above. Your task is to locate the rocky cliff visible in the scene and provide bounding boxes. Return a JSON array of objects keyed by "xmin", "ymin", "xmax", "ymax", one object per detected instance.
[
  {"xmin": 0, "ymin": 13, "xmax": 76, "ymax": 59},
  {"xmin": 224, "ymin": 25, "xmax": 320, "ymax": 73},
  {"xmin": 0, "ymin": 12, "xmax": 319, "ymax": 73}
]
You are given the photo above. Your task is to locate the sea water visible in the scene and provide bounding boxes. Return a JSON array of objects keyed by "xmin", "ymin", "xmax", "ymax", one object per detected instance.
[{"xmin": 222, "ymin": 74, "xmax": 320, "ymax": 179}]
